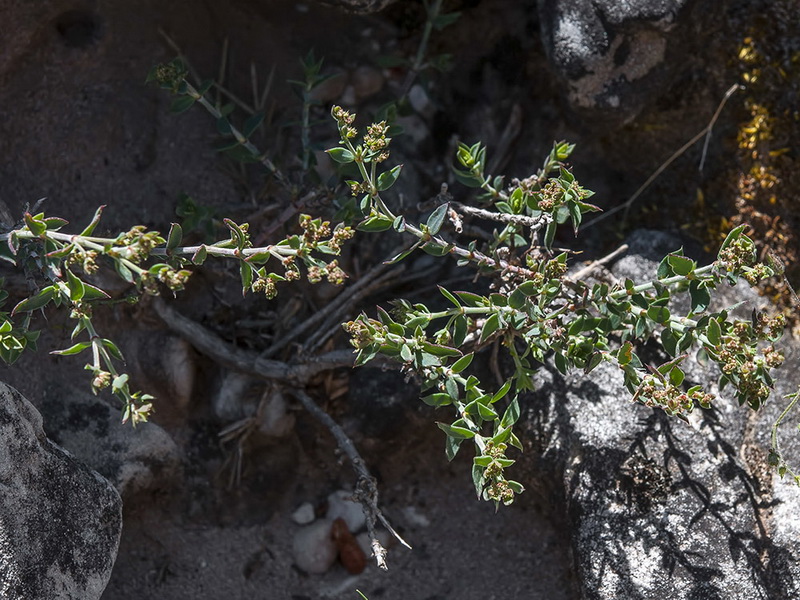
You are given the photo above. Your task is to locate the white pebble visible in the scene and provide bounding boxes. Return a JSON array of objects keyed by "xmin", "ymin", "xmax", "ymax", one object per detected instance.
[
  {"xmin": 291, "ymin": 502, "xmax": 316, "ymax": 525},
  {"xmin": 326, "ymin": 490, "xmax": 365, "ymax": 532},
  {"xmin": 292, "ymin": 519, "xmax": 337, "ymax": 574}
]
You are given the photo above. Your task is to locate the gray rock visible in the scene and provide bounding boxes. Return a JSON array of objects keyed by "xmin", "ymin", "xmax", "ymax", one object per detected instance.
[
  {"xmin": 39, "ymin": 391, "xmax": 182, "ymax": 498},
  {"xmin": 0, "ymin": 382, "xmax": 121, "ymax": 599},
  {"xmin": 523, "ymin": 230, "xmax": 800, "ymax": 598},
  {"xmin": 538, "ymin": 0, "xmax": 706, "ymax": 127}
]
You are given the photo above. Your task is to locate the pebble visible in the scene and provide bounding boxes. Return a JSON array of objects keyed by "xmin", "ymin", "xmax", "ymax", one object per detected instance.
[
  {"xmin": 326, "ymin": 490, "xmax": 366, "ymax": 531},
  {"xmin": 402, "ymin": 505, "xmax": 431, "ymax": 528},
  {"xmin": 291, "ymin": 502, "xmax": 316, "ymax": 525},
  {"xmin": 292, "ymin": 519, "xmax": 338, "ymax": 574},
  {"xmin": 350, "ymin": 65, "xmax": 384, "ymax": 100},
  {"xmin": 408, "ymin": 84, "xmax": 435, "ymax": 119}
]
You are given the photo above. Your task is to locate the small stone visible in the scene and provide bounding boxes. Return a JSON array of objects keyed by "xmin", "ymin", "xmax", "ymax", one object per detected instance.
[
  {"xmin": 292, "ymin": 519, "xmax": 338, "ymax": 574},
  {"xmin": 326, "ymin": 489, "xmax": 365, "ymax": 531},
  {"xmin": 408, "ymin": 84, "xmax": 435, "ymax": 120},
  {"xmin": 402, "ymin": 505, "xmax": 430, "ymax": 528},
  {"xmin": 350, "ymin": 65, "xmax": 384, "ymax": 101},
  {"xmin": 309, "ymin": 69, "xmax": 347, "ymax": 104},
  {"xmin": 291, "ymin": 502, "xmax": 316, "ymax": 525}
]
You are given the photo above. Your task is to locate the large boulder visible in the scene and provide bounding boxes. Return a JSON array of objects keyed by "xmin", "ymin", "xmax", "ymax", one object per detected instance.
[
  {"xmin": 0, "ymin": 382, "xmax": 122, "ymax": 600},
  {"xmin": 39, "ymin": 390, "xmax": 182, "ymax": 499},
  {"xmin": 523, "ymin": 230, "xmax": 800, "ymax": 598},
  {"xmin": 537, "ymin": 0, "xmax": 708, "ymax": 127}
]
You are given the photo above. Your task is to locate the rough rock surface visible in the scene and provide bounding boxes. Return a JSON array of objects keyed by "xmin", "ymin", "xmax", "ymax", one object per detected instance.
[
  {"xmin": 538, "ymin": 0, "xmax": 706, "ymax": 126},
  {"xmin": 37, "ymin": 390, "xmax": 181, "ymax": 498},
  {"xmin": 524, "ymin": 230, "xmax": 800, "ymax": 599},
  {"xmin": 0, "ymin": 382, "xmax": 122, "ymax": 599}
]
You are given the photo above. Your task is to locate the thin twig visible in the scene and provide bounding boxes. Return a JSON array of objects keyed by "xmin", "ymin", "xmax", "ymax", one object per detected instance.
[
  {"xmin": 152, "ymin": 298, "xmax": 354, "ymax": 383},
  {"xmin": 584, "ymin": 83, "xmax": 743, "ymax": 229},
  {"xmin": 451, "ymin": 201, "xmax": 548, "ymax": 230},
  {"xmin": 568, "ymin": 244, "xmax": 629, "ymax": 282},
  {"xmin": 289, "ymin": 389, "xmax": 412, "ymax": 570},
  {"xmin": 302, "ymin": 266, "xmax": 408, "ymax": 353}
]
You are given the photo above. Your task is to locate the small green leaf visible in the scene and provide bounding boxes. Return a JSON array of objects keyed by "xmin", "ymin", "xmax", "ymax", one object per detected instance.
[
  {"xmin": 192, "ymin": 245, "xmax": 208, "ymax": 265},
  {"xmin": 166, "ymin": 223, "xmax": 183, "ymax": 251},
  {"xmin": 24, "ymin": 213, "xmax": 46, "ymax": 237},
  {"xmin": 169, "ymin": 95, "xmax": 196, "ymax": 114},
  {"xmin": 65, "ymin": 268, "xmax": 85, "ymax": 302},
  {"xmin": 357, "ymin": 215, "xmax": 394, "ymax": 232},
  {"xmin": 543, "ymin": 220, "xmax": 557, "ymax": 252},
  {"xmin": 667, "ymin": 253, "xmax": 696, "ymax": 276},
  {"xmin": 377, "ymin": 164, "xmax": 403, "ymax": 191},
  {"xmin": 718, "ymin": 224, "xmax": 748, "ymax": 255},
  {"xmin": 242, "ymin": 112, "xmax": 264, "ymax": 138},
  {"xmin": 689, "ymin": 280, "xmax": 710, "ymax": 313},
  {"xmin": 326, "ymin": 147, "xmax": 355, "ymax": 164},
  {"xmin": 647, "ymin": 306, "xmax": 671, "ymax": 325},
  {"xmin": 439, "ymin": 286, "xmax": 461, "ymax": 308},
  {"xmin": 706, "ymin": 318, "xmax": 722, "ymax": 346},
  {"xmin": 438, "ymin": 421, "xmax": 475, "ymax": 440},
  {"xmin": 240, "ymin": 261, "xmax": 254, "ymax": 293},
  {"xmin": 12, "ymin": 286, "xmax": 56, "ymax": 314},
  {"xmin": 491, "ymin": 380, "xmax": 512, "ymax": 404},
  {"xmin": 480, "ymin": 313, "xmax": 501, "ymax": 344},
  {"xmin": 554, "ymin": 352, "xmax": 568, "ymax": 374},
  {"xmin": 426, "ymin": 203, "xmax": 449, "ymax": 235},
  {"xmin": 499, "ymin": 396, "xmax": 520, "ymax": 429},
  {"xmin": 661, "ymin": 328, "xmax": 678, "ymax": 357},
  {"xmin": 50, "ymin": 342, "xmax": 91, "ymax": 356},
  {"xmin": 115, "ymin": 260, "xmax": 134, "ymax": 283},
  {"xmin": 445, "ymin": 435, "xmax": 464, "ymax": 461},
  {"xmin": 669, "ymin": 366, "xmax": 685, "ymax": 386},
  {"xmin": 422, "ymin": 393, "xmax": 453, "ymax": 407},
  {"xmin": 451, "ymin": 352, "xmax": 474, "ymax": 374}
]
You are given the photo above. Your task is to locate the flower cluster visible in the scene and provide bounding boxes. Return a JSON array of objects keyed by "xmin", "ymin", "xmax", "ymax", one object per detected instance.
[
  {"xmin": 636, "ymin": 376, "xmax": 714, "ymax": 416},
  {"xmin": 109, "ymin": 226, "xmax": 165, "ymax": 264}
]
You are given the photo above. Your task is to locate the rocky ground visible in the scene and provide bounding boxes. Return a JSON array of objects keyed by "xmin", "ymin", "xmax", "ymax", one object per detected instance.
[{"xmin": 1, "ymin": 0, "xmax": 799, "ymax": 598}]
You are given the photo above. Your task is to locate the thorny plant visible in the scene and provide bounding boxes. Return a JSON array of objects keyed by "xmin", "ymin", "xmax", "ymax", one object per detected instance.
[{"xmin": 0, "ymin": 47, "xmax": 798, "ymax": 515}]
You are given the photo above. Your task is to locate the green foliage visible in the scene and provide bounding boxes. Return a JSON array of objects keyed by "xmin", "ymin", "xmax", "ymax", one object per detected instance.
[{"xmin": 3, "ymin": 33, "xmax": 797, "ymax": 508}]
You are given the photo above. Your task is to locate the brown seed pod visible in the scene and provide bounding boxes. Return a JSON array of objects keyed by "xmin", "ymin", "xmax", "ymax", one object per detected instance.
[{"xmin": 330, "ymin": 517, "xmax": 367, "ymax": 574}]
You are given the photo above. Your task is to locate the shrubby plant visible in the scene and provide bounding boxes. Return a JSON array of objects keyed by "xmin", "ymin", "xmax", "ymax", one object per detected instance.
[{"xmin": 0, "ymin": 45, "xmax": 797, "ymax": 518}]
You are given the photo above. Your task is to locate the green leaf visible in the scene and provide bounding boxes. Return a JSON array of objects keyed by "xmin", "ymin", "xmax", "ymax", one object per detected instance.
[
  {"xmin": 239, "ymin": 261, "xmax": 254, "ymax": 293},
  {"xmin": 24, "ymin": 213, "xmax": 46, "ymax": 237},
  {"xmin": 554, "ymin": 352, "xmax": 568, "ymax": 374},
  {"xmin": 426, "ymin": 203, "xmax": 449, "ymax": 235},
  {"xmin": 689, "ymin": 280, "xmax": 710, "ymax": 313},
  {"xmin": 50, "ymin": 342, "xmax": 91, "ymax": 356},
  {"xmin": 422, "ymin": 393, "xmax": 453, "ymax": 407},
  {"xmin": 661, "ymin": 328, "xmax": 678, "ymax": 357},
  {"xmin": 43, "ymin": 217, "xmax": 68, "ymax": 230},
  {"xmin": 115, "ymin": 260, "xmax": 134, "ymax": 283},
  {"xmin": 217, "ymin": 117, "xmax": 232, "ymax": 136},
  {"xmin": 476, "ymin": 402, "xmax": 498, "ymax": 420},
  {"xmin": 452, "ymin": 167, "xmax": 482, "ymax": 188},
  {"xmin": 647, "ymin": 306, "xmax": 670, "ymax": 325},
  {"xmin": 384, "ymin": 242, "xmax": 420, "ymax": 264},
  {"xmin": 584, "ymin": 351, "xmax": 603, "ymax": 374},
  {"xmin": 326, "ymin": 147, "xmax": 355, "ymax": 164},
  {"xmin": 192, "ymin": 245, "xmax": 208, "ymax": 265},
  {"xmin": 12, "ymin": 286, "xmax": 56, "ymax": 314},
  {"xmin": 669, "ymin": 366, "xmax": 685, "ymax": 386},
  {"xmin": 376, "ymin": 164, "xmax": 403, "ymax": 191},
  {"xmin": 453, "ymin": 314, "xmax": 468, "ymax": 346},
  {"xmin": 421, "ymin": 241, "xmax": 452, "ymax": 256},
  {"xmin": 445, "ymin": 435, "xmax": 464, "ymax": 461},
  {"xmin": 169, "ymin": 95, "xmax": 196, "ymax": 114},
  {"xmin": 166, "ymin": 223, "xmax": 183, "ymax": 251},
  {"xmin": 357, "ymin": 215, "xmax": 394, "ymax": 232},
  {"xmin": 242, "ymin": 112, "xmax": 264, "ymax": 138},
  {"xmin": 479, "ymin": 313, "xmax": 501, "ymax": 344},
  {"xmin": 103, "ymin": 338, "xmax": 124, "ymax": 361},
  {"xmin": 439, "ymin": 286, "xmax": 461, "ymax": 308},
  {"xmin": 451, "ymin": 353, "xmax": 474, "ymax": 373},
  {"xmin": 543, "ymin": 220, "xmax": 557, "ymax": 252},
  {"xmin": 65, "ymin": 268, "xmax": 85, "ymax": 301},
  {"xmin": 706, "ymin": 317, "xmax": 722, "ymax": 346},
  {"xmin": 499, "ymin": 396, "xmax": 520, "ymax": 429},
  {"xmin": 667, "ymin": 253, "xmax": 696, "ymax": 276},
  {"xmin": 491, "ymin": 380, "xmax": 512, "ymax": 404},
  {"xmin": 439, "ymin": 421, "xmax": 475, "ymax": 440}
]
